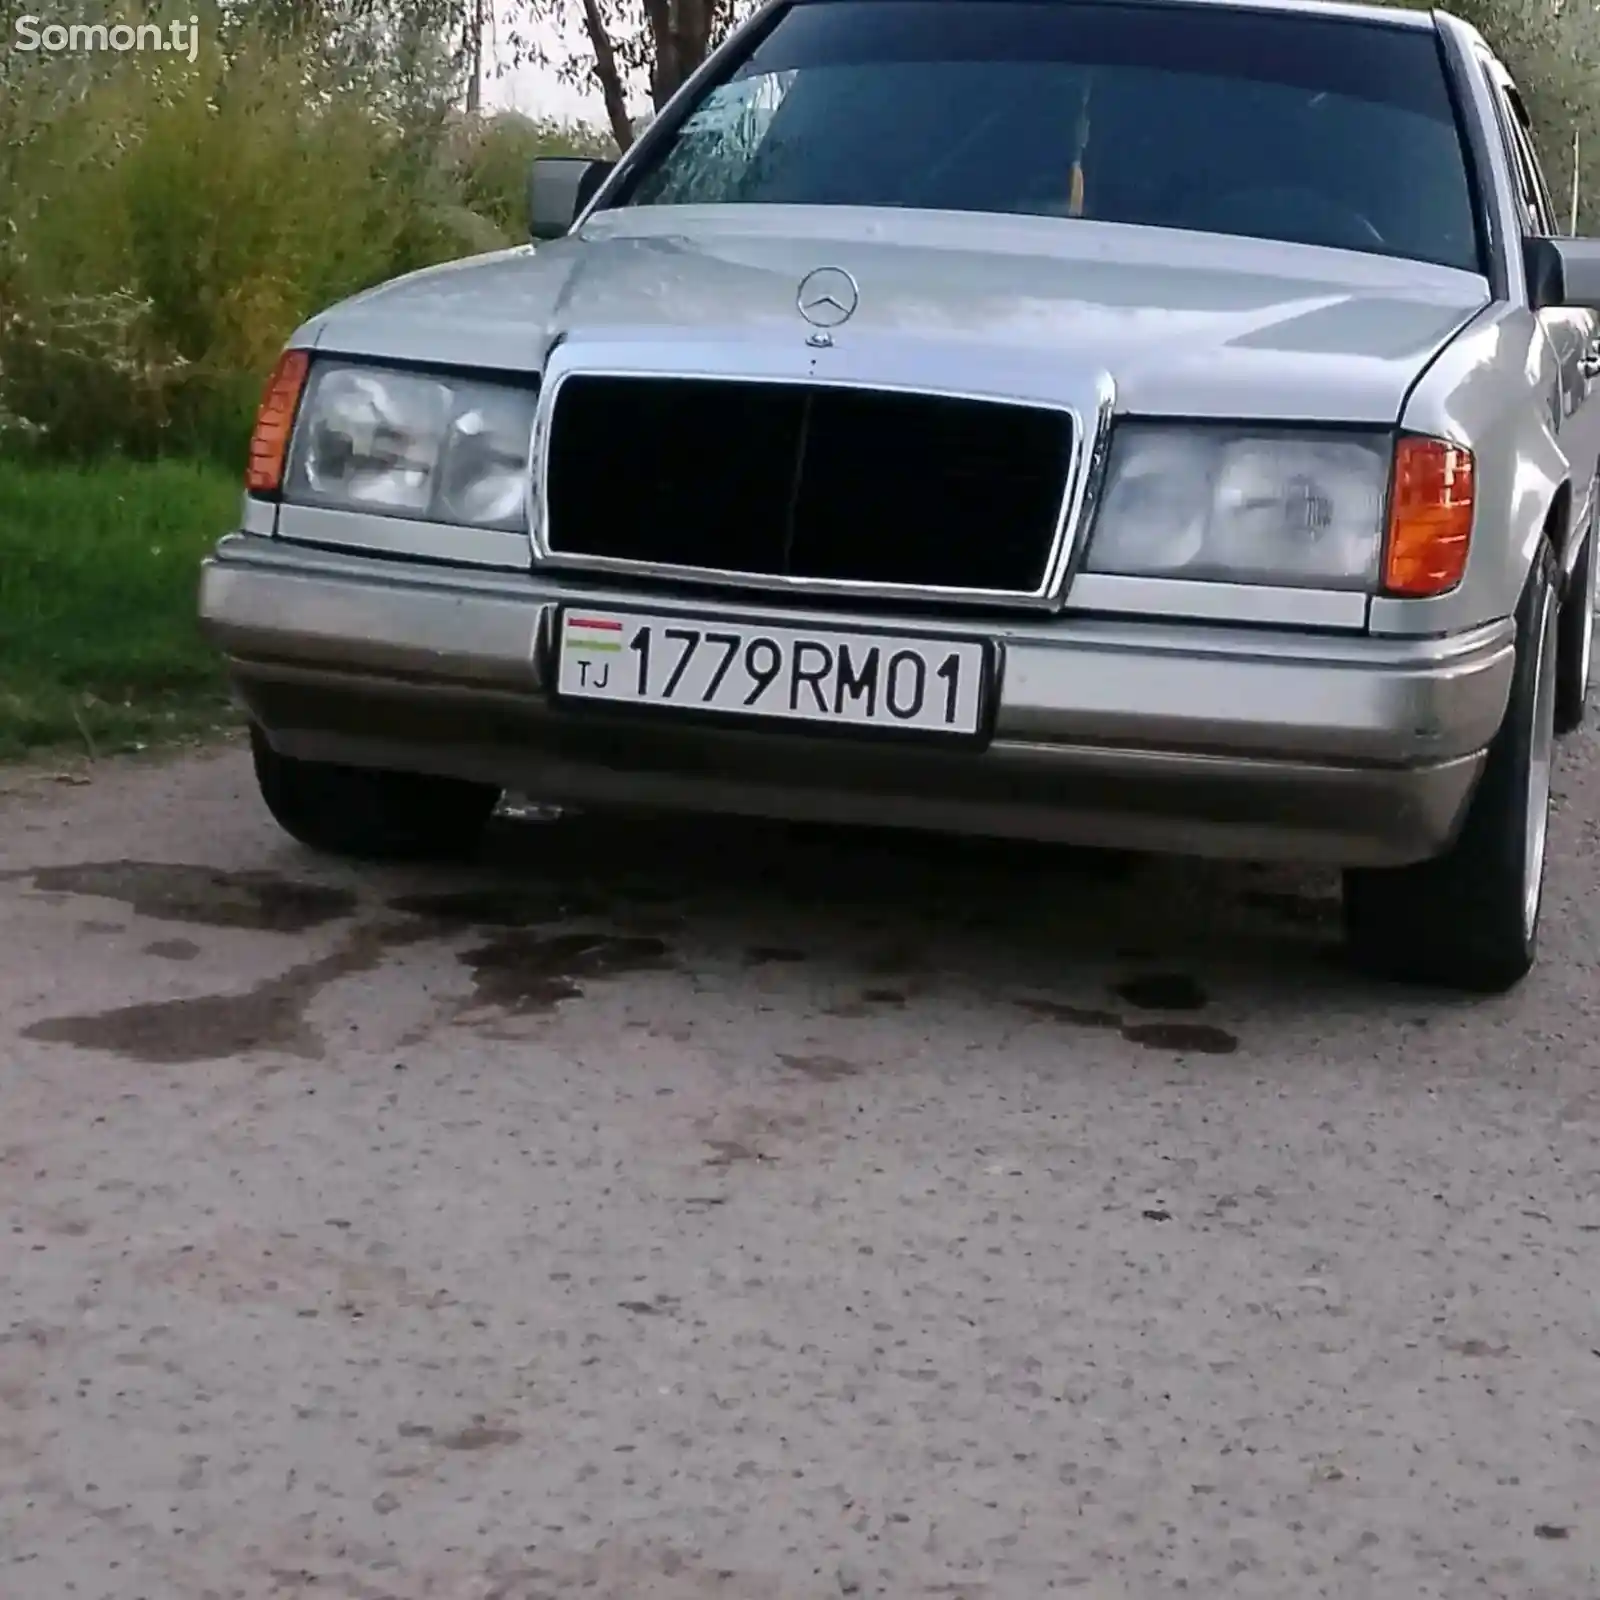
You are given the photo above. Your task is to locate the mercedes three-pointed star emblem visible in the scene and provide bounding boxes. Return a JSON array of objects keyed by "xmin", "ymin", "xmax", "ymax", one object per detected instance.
[{"xmin": 796, "ymin": 266, "xmax": 859, "ymax": 342}]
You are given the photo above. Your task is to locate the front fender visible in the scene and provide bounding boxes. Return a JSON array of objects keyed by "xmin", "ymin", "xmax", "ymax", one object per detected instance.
[{"xmin": 1372, "ymin": 301, "xmax": 1568, "ymax": 635}]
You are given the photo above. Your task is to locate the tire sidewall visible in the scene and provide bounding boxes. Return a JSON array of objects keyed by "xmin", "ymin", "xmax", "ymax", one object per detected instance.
[
  {"xmin": 1500, "ymin": 546, "xmax": 1560, "ymax": 956},
  {"xmin": 1577, "ymin": 496, "xmax": 1596, "ymax": 699},
  {"xmin": 1556, "ymin": 489, "xmax": 1598, "ymax": 731},
  {"xmin": 1344, "ymin": 541, "xmax": 1559, "ymax": 992},
  {"xmin": 249, "ymin": 724, "xmax": 498, "ymax": 861}
]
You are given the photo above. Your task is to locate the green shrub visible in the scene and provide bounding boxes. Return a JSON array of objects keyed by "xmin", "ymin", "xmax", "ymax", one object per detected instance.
[
  {"xmin": 5, "ymin": 0, "xmax": 1598, "ymax": 471},
  {"xmin": 0, "ymin": 4, "xmax": 608, "ymax": 464},
  {"xmin": 455, "ymin": 111, "xmax": 617, "ymax": 239}
]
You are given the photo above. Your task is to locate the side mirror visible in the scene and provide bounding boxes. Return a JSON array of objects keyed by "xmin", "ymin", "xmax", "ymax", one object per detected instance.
[
  {"xmin": 1524, "ymin": 235, "xmax": 1600, "ymax": 311},
  {"xmin": 528, "ymin": 156, "xmax": 615, "ymax": 242}
]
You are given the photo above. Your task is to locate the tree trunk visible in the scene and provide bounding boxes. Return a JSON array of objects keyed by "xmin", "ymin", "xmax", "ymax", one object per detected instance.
[
  {"xmin": 465, "ymin": 0, "xmax": 484, "ymax": 113},
  {"xmin": 579, "ymin": 0, "xmax": 637, "ymax": 151},
  {"xmin": 649, "ymin": 0, "xmax": 718, "ymax": 110}
]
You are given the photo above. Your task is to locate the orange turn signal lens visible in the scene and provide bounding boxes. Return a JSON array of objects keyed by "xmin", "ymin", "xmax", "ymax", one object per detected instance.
[
  {"xmin": 1382, "ymin": 435, "xmax": 1474, "ymax": 597},
  {"xmin": 245, "ymin": 349, "xmax": 310, "ymax": 496}
]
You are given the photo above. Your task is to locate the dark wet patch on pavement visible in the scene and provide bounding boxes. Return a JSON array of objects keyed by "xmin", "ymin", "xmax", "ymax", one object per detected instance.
[
  {"xmin": 777, "ymin": 1052, "xmax": 861, "ymax": 1082},
  {"xmin": 1015, "ymin": 997, "xmax": 1122, "ymax": 1029},
  {"xmin": 1121, "ymin": 1021, "xmax": 1239, "ymax": 1054},
  {"xmin": 1016, "ymin": 981, "xmax": 1241, "ymax": 1055},
  {"xmin": 618, "ymin": 1294, "xmax": 681, "ymax": 1316},
  {"xmin": 459, "ymin": 931, "xmax": 672, "ymax": 1015},
  {"xmin": 433, "ymin": 1422, "xmax": 523, "ymax": 1451},
  {"xmin": 22, "ymin": 921, "xmax": 429, "ymax": 1064},
  {"xmin": 386, "ymin": 887, "xmax": 599, "ymax": 927},
  {"xmin": 143, "ymin": 938, "xmax": 202, "ymax": 962},
  {"xmin": 703, "ymin": 1139, "xmax": 771, "ymax": 1167},
  {"xmin": 24, "ymin": 862, "xmax": 355, "ymax": 932},
  {"xmin": 744, "ymin": 945, "xmax": 808, "ymax": 966},
  {"xmin": 1443, "ymin": 1338, "xmax": 1512, "ymax": 1357},
  {"xmin": 824, "ymin": 986, "xmax": 909, "ymax": 1016}
]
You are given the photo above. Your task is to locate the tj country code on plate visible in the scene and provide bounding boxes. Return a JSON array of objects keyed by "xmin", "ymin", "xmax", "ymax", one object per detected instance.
[{"xmin": 553, "ymin": 608, "xmax": 992, "ymax": 737}]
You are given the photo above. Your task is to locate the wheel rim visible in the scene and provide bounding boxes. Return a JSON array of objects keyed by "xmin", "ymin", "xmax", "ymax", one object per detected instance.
[{"xmin": 1523, "ymin": 583, "xmax": 1560, "ymax": 941}]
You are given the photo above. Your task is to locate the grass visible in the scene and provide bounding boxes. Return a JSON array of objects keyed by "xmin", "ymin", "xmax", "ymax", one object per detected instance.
[
  {"xmin": 0, "ymin": 458, "xmax": 241, "ymax": 759},
  {"xmin": 0, "ymin": 24, "xmax": 614, "ymax": 762}
]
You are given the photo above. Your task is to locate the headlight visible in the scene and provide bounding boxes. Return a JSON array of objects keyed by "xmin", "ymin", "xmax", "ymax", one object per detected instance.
[
  {"xmin": 284, "ymin": 363, "xmax": 537, "ymax": 531},
  {"xmin": 1085, "ymin": 424, "xmax": 1391, "ymax": 590}
]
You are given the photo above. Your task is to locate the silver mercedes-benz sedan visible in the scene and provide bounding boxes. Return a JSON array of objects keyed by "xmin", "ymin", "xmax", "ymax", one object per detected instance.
[{"xmin": 200, "ymin": 0, "xmax": 1600, "ymax": 993}]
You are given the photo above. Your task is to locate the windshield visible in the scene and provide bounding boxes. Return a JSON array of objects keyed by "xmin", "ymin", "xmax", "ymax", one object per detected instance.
[{"xmin": 616, "ymin": 0, "xmax": 1483, "ymax": 274}]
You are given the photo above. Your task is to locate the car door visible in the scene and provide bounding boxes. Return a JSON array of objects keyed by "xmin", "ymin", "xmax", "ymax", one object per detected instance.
[
  {"xmin": 1480, "ymin": 56, "xmax": 1600, "ymax": 543},
  {"xmin": 1505, "ymin": 74, "xmax": 1600, "ymax": 518}
]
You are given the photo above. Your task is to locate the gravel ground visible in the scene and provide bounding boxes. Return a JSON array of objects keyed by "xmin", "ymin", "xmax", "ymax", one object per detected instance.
[{"xmin": 2, "ymin": 738, "xmax": 1599, "ymax": 1600}]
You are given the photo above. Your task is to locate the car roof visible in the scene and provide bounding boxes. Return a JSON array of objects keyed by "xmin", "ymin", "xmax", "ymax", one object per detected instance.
[{"xmin": 793, "ymin": 0, "xmax": 1440, "ymax": 29}]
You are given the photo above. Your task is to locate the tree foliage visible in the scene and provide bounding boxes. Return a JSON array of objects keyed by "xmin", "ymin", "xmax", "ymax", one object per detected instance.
[
  {"xmin": 0, "ymin": 1, "xmax": 602, "ymax": 458},
  {"xmin": 502, "ymin": 0, "xmax": 754, "ymax": 150},
  {"xmin": 1445, "ymin": 0, "xmax": 1600, "ymax": 228}
]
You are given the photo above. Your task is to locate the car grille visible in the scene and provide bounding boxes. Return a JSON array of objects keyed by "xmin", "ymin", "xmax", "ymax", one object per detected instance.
[{"xmin": 540, "ymin": 376, "xmax": 1077, "ymax": 597}]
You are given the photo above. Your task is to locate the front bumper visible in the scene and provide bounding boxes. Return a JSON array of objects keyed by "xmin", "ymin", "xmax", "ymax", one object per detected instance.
[{"xmin": 199, "ymin": 534, "xmax": 1517, "ymax": 867}]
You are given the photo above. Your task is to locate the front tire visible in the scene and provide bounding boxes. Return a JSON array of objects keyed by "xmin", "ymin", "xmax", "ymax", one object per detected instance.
[
  {"xmin": 250, "ymin": 724, "xmax": 501, "ymax": 862},
  {"xmin": 1342, "ymin": 540, "xmax": 1559, "ymax": 994},
  {"xmin": 1555, "ymin": 496, "xmax": 1596, "ymax": 735}
]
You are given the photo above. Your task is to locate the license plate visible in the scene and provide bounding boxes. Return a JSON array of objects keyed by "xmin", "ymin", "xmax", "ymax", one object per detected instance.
[{"xmin": 552, "ymin": 607, "xmax": 993, "ymax": 739}]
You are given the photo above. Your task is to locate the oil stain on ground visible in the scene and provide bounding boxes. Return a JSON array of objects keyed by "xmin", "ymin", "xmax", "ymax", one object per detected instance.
[
  {"xmin": 1111, "ymin": 969, "xmax": 1238, "ymax": 1052},
  {"xmin": 1121, "ymin": 1021, "xmax": 1239, "ymax": 1054},
  {"xmin": 823, "ymin": 988, "xmax": 909, "ymax": 1017},
  {"xmin": 459, "ymin": 930, "xmax": 673, "ymax": 1015},
  {"xmin": 386, "ymin": 887, "xmax": 600, "ymax": 927},
  {"xmin": 777, "ymin": 1052, "xmax": 861, "ymax": 1082},
  {"xmin": 22, "ymin": 921, "xmax": 430, "ymax": 1065},
  {"xmin": 143, "ymin": 938, "xmax": 202, "ymax": 962},
  {"xmin": 744, "ymin": 945, "xmax": 808, "ymax": 966},
  {"xmin": 1016, "ymin": 969, "xmax": 1240, "ymax": 1055},
  {"xmin": 1016, "ymin": 997, "xmax": 1122, "ymax": 1029},
  {"xmin": 25, "ymin": 862, "xmax": 355, "ymax": 933}
]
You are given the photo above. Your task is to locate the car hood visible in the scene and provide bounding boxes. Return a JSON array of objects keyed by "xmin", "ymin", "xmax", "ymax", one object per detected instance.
[{"xmin": 304, "ymin": 205, "xmax": 1491, "ymax": 424}]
